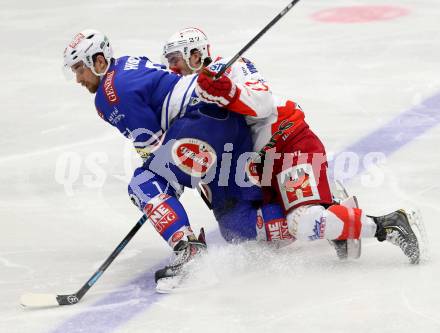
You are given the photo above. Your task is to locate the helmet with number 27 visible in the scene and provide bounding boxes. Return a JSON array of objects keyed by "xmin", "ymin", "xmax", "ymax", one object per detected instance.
[{"xmin": 162, "ymin": 27, "xmax": 211, "ymax": 74}]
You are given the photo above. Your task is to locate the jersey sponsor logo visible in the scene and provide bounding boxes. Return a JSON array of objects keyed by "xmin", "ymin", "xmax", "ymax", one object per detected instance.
[
  {"xmin": 124, "ymin": 56, "xmax": 141, "ymax": 70},
  {"xmin": 266, "ymin": 218, "xmax": 293, "ymax": 241},
  {"xmin": 171, "ymin": 231, "xmax": 184, "ymax": 243},
  {"xmin": 144, "ymin": 203, "xmax": 154, "ymax": 216},
  {"xmin": 258, "ymin": 119, "xmax": 294, "ymax": 157},
  {"xmin": 241, "ymin": 66, "xmax": 249, "ymax": 76},
  {"xmin": 208, "ymin": 63, "xmax": 232, "ymax": 76},
  {"xmin": 103, "ymin": 70, "xmax": 119, "ymax": 104},
  {"xmin": 172, "ymin": 139, "xmax": 217, "ymax": 177},
  {"xmin": 259, "ymin": 101, "xmax": 305, "ymax": 157},
  {"xmin": 111, "ymin": 114, "xmax": 125, "ymax": 125},
  {"xmin": 277, "ymin": 163, "xmax": 321, "ymax": 210},
  {"xmin": 208, "ymin": 63, "xmax": 223, "ymax": 72},
  {"xmin": 108, "ymin": 107, "xmax": 125, "ymax": 125},
  {"xmin": 309, "ymin": 217, "xmax": 326, "ymax": 241},
  {"xmin": 148, "ymin": 202, "xmax": 178, "ymax": 234},
  {"xmin": 284, "ymin": 171, "xmax": 313, "ymax": 196},
  {"xmin": 69, "ymin": 33, "xmax": 85, "ymax": 49},
  {"xmin": 242, "ymin": 57, "xmax": 258, "ymax": 74}
]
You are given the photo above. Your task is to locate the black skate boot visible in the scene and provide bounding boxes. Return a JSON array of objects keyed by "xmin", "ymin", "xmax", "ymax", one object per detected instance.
[
  {"xmin": 371, "ymin": 210, "xmax": 420, "ymax": 264},
  {"xmin": 155, "ymin": 228, "xmax": 207, "ymax": 284}
]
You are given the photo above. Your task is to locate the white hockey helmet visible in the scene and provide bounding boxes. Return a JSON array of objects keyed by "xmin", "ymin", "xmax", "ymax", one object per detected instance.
[
  {"xmin": 162, "ymin": 27, "xmax": 211, "ymax": 72},
  {"xmin": 63, "ymin": 29, "xmax": 113, "ymax": 77}
]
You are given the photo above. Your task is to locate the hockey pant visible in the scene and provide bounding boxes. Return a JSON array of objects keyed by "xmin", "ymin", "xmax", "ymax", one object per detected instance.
[{"xmin": 128, "ymin": 105, "xmax": 262, "ymax": 247}]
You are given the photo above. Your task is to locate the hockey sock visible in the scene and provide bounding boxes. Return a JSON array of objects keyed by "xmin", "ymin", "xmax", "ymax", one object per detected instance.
[
  {"xmin": 327, "ymin": 205, "xmax": 376, "ymax": 240},
  {"xmin": 256, "ymin": 203, "xmax": 295, "ymax": 247},
  {"xmin": 143, "ymin": 193, "xmax": 195, "ymax": 248},
  {"xmin": 287, "ymin": 204, "xmax": 377, "ymax": 241},
  {"xmin": 128, "ymin": 168, "xmax": 195, "ymax": 248}
]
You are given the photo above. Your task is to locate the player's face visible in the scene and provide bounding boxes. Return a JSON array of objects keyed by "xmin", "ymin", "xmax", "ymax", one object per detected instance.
[
  {"xmin": 71, "ymin": 61, "xmax": 100, "ymax": 94},
  {"xmin": 188, "ymin": 52, "xmax": 202, "ymax": 73},
  {"xmin": 165, "ymin": 51, "xmax": 192, "ymax": 75}
]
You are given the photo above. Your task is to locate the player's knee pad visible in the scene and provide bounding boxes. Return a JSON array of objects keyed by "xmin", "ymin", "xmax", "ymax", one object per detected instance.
[
  {"xmin": 287, "ymin": 204, "xmax": 364, "ymax": 241},
  {"xmin": 128, "ymin": 167, "xmax": 178, "ymax": 211},
  {"xmin": 256, "ymin": 203, "xmax": 295, "ymax": 248}
]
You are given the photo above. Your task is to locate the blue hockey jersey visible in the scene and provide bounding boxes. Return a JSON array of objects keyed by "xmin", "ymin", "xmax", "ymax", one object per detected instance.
[
  {"xmin": 95, "ymin": 56, "xmax": 178, "ymax": 158},
  {"xmin": 94, "ymin": 56, "xmax": 262, "ymax": 212}
]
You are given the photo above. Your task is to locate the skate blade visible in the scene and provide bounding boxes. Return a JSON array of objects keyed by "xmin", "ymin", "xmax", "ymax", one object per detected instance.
[
  {"xmin": 332, "ymin": 181, "xmax": 362, "ymax": 260},
  {"xmin": 331, "ymin": 239, "xmax": 361, "ymax": 260},
  {"xmin": 333, "ymin": 180, "xmax": 349, "ymax": 202},
  {"xmin": 406, "ymin": 208, "xmax": 429, "ymax": 262},
  {"xmin": 156, "ymin": 276, "xmax": 184, "ymax": 294},
  {"xmin": 347, "ymin": 239, "xmax": 361, "ymax": 259},
  {"xmin": 156, "ymin": 275, "xmax": 219, "ymax": 294}
]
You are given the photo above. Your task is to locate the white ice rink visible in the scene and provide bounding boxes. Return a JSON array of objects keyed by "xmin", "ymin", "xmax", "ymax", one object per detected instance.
[{"xmin": 1, "ymin": 0, "xmax": 440, "ymax": 332}]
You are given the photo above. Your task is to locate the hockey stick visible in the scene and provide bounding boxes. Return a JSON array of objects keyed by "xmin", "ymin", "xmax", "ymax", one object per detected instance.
[
  {"xmin": 214, "ymin": 0, "xmax": 301, "ymax": 79},
  {"xmin": 20, "ymin": 214, "xmax": 147, "ymax": 308}
]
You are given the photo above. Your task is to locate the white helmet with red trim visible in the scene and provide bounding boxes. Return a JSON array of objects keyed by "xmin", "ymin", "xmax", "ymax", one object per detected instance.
[
  {"xmin": 63, "ymin": 29, "xmax": 113, "ymax": 77},
  {"xmin": 162, "ymin": 27, "xmax": 211, "ymax": 72}
]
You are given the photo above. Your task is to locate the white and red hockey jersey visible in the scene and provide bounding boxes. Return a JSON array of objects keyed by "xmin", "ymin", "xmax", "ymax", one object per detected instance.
[{"xmin": 206, "ymin": 56, "xmax": 309, "ymax": 154}]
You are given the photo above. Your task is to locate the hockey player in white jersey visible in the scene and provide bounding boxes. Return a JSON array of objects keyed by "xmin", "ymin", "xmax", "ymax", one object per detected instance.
[{"xmin": 162, "ymin": 27, "xmax": 425, "ymax": 264}]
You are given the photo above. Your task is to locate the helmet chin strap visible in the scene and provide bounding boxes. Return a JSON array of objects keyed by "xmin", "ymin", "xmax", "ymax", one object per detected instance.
[
  {"xmin": 186, "ymin": 58, "xmax": 203, "ymax": 73},
  {"xmin": 90, "ymin": 60, "xmax": 111, "ymax": 77},
  {"xmin": 170, "ymin": 67, "xmax": 182, "ymax": 75}
]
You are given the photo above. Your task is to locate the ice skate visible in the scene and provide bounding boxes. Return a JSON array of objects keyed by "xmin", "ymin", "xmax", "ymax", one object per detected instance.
[
  {"xmin": 155, "ymin": 229, "xmax": 207, "ymax": 292},
  {"xmin": 372, "ymin": 209, "xmax": 420, "ymax": 264}
]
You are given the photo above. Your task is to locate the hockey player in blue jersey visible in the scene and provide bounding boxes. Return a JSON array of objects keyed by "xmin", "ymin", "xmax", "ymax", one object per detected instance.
[{"xmin": 63, "ymin": 29, "xmax": 294, "ymax": 286}]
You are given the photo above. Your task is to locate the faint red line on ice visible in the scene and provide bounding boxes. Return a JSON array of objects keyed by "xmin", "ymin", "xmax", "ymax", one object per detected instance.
[{"xmin": 311, "ymin": 6, "xmax": 410, "ymax": 24}]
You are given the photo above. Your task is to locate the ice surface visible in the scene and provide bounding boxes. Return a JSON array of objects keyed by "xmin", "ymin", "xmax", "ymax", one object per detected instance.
[{"xmin": 1, "ymin": 0, "xmax": 440, "ymax": 332}]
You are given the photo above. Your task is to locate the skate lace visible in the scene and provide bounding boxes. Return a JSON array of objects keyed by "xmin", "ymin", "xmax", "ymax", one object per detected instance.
[
  {"xmin": 171, "ymin": 245, "xmax": 191, "ymax": 267},
  {"xmin": 386, "ymin": 229, "xmax": 419, "ymax": 263},
  {"xmin": 171, "ymin": 242, "xmax": 205, "ymax": 267},
  {"xmin": 386, "ymin": 230, "xmax": 408, "ymax": 252}
]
